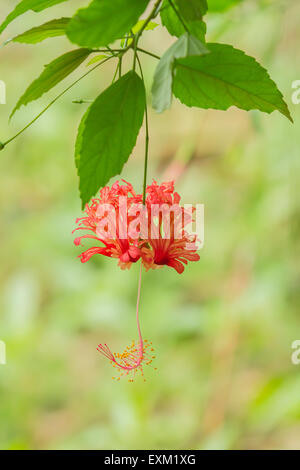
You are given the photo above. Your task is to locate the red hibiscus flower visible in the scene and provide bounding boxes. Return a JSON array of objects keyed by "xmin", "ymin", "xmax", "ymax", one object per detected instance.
[{"xmin": 73, "ymin": 180, "xmax": 200, "ymax": 274}]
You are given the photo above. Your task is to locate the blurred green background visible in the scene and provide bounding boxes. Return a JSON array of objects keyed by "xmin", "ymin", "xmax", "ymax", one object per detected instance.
[{"xmin": 0, "ymin": 0, "xmax": 299, "ymax": 450}]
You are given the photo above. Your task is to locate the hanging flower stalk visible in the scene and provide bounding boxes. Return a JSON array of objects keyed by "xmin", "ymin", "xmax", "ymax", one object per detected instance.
[{"xmin": 73, "ymin": 180, "xmax": 200, "ymax": 380}]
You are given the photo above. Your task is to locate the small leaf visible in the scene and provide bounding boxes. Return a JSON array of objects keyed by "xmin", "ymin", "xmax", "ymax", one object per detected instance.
[
  {"xmin": 11, "ymin": 48, "xmax": 91, "ymax": 117},
  {"xmin": 120, "ymin": 20, "xmax": 158, "ymax": 48},
  {"xmin": 160, "ymin": 0, "xmax": 206, "ymax": 41},
  {"xmin": 152, "ymin": 33, "xmax": 209, "ymax": 113},
  {"xmin": 77, "ymin": 71, "xmax": 145, "ymax": 207},
  {"xmin": 67, "ymin": 0, "xmax": 149, "ymax": 48},
  {"xmin": 86, "ymin": 54, "xmax": 108, "ymax": 66},
  {"xmin": 0, "ymin": 0, "xmax": 69, "ymax": 34},
  {"xmin": 6, "ymin": 18, "xmax": 69, "ymax": 44},
  {"xmin": 173, "ymin": 43, "xmax": 292, "ymax": 121},
  {"xmin": 132, "ymin": 20, "xmax": 159, "ymax": 34}
]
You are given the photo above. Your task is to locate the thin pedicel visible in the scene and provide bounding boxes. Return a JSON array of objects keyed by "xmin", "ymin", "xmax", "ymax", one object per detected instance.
[{"xmin": 97, "ymin": 265, "xmax": 156, "ymax": 382}]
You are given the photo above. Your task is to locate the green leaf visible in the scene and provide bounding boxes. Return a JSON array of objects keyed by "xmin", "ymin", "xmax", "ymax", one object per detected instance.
[
  {"xmin": 6, "ymin": 18, "xmax": 69, "ymax": 44},
  {"xmin": 176, "ymin": 0, "xmax": 208, "ymax": 21},
  {"xmin": 152, "ymin": 33, "xmax": 209, "ymax": 113},
  {"xmin": 11, "ymin": 48, "xmax": 91, "ymax": 118},
  {"xmin": 161, "ymin": 0, "xmax": 206, "ymax": 41},
  {"xmin": 0, "ymin": 0, "xmax": 69, "ymax": 34},
  {"xmin": 77, "ymin": 71, "xmax": 145, "ymax": 207},
  {"xmin": 67, "ymin": 0, "xmax": 149, "ymax": 48},
  {"xmin": 173, "ymin": 43, "xmax": 292, "ymax": 122}
]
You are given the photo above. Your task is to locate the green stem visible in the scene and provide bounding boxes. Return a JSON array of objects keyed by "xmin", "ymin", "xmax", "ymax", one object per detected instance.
[
  {"xmin": 91, "ymin": 48, "xmax": 116, "ymax": 53},
  {"xmin": 111, "ymin": 60, "xmax": 120, "ymax": 84},
  {"xmin": 119, "ymin": 33, "xmax": 129, "ymax": 78},
  {"xmin": 136, "ymin": 54, "xmax": 149, "ymax": 204},
  {"xmin": 118, "ymin": 56, "xmax": 123, "ymax": 78},
  {"xmin": 137, "ymin": 47, "xmax": 160, "ymax": 60},
  {"xmin": 133, "ymin": 0, "xmax": 162, "ymax": 71},
  {"xmin": 133, "ymin": 39, "xmax": 138, "ymax": 71}
]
